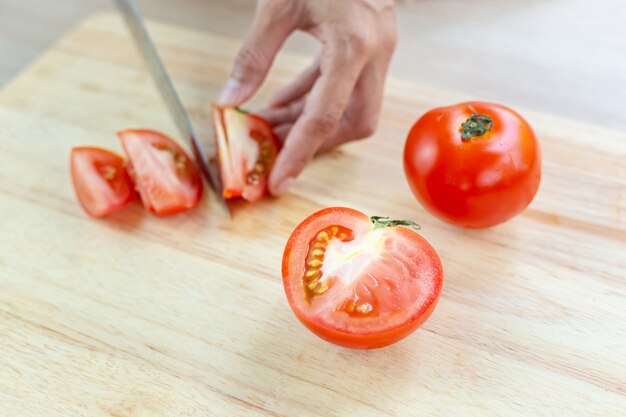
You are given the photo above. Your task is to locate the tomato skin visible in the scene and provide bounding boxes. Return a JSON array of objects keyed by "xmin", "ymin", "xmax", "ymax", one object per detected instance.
[
  {"xmin": 119, "ymin": 129, "xmax": 203, "ymax": 215},
  {"xmin": 295, "ymin": 287, "xmax": 440, "ymax": 349},
  {"xmin": 282, "ymin": 207, "xmax": 443, "ymax": 349},
  {"xmin": 70, "ymin": 147, "xmax": 136, "ymax": 217},
  {"xmin": 212, "ymin": 106, "xmax": 280, "ymax": 202},
  {"xmin": 404, "ymin": 102, "xmax": 541, "ymax": 228}
]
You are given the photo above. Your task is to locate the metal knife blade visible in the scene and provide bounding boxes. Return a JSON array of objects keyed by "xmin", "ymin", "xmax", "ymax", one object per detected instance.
[{"xmin": 114, "ymin": 0, "xmax": 230, "ymax": 216}]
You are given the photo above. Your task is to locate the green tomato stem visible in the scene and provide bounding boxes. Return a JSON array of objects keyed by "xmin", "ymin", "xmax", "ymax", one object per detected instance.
[
  {"xmin": 370, "ymin": 216, "xmax": 421, "ymax": 230},
  {"xmin": 460, "ymin": 106, "xmax": 493, "ymax": 140}
]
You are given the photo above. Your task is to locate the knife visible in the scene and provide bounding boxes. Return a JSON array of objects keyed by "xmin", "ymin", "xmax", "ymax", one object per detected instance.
[{"xmin": 114, "ymin": 0, "xmax": 230, "ymax": 216}]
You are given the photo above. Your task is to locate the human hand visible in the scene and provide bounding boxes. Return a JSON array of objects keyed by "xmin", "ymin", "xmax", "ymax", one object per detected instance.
[{"xmin": 219, "ymin": 0, "xmax": 397, "ymax": 196}]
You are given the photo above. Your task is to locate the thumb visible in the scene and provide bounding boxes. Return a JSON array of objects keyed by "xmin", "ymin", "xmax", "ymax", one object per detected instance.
[{"xmin": 219, "ymin": 2, "xmax": 295, "ymax": 106}]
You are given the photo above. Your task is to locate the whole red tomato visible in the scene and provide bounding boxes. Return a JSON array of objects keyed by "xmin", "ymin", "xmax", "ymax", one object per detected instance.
[{"xmin": 404, "ymin": 102, "xmax": 541, "ymax": 228}]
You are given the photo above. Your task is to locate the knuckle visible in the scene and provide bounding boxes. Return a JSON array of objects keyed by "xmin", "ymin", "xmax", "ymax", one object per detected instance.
[
  {"xmin": 354, "ymin": 120, "xmax": 377, "ymax": 138},
  {"xmin": 307, "ymin": 112, "xmax": 340, "ymax": 135},
  {"xmin": 259, "ymin": 0, "xmax": 288, "ymax": 10},
  {"xmin": 348, "ymin": 30, "xmax": 375, "ymax": 58},
  {"xmin": 258, "ymin": 0, "xmax": 297, "ymax": 22},
  {"xmin": 335, "ymin": 29, "xmax": 374, "ymax": 60},
  {"xmin": 287, "ymin": 101, "xmax": 302, "ymax": 119},
  {"xmin": 378, "ymin": 8, "xmax": 398, "ymax": 49},
  {"xmin": 348, "ymin": 32, "xmax": 367, "ymax": 53},
  {"xmin": 232, "ymin": 47, "xmax": 263, "ymax": 81},
  {"xmin": 381, "ymin": 26, "xmax": 398, "ymax": 51}
]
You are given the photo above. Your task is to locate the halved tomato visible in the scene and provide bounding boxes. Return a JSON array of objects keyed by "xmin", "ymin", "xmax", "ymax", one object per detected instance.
[
  {"xmin": 118, "ymin": 129, "xmax": 203, "ymax": 215},
  {"xmin": 282, "ymin": 207, "xmax": 443, "ymax": 349},
  {"xmin": 70, "ymin": 147, "xmax": 136, "ymax": 217},
  {"xmin": 212, "ymin": 106, "xmax": 279, "ymax": 202}
]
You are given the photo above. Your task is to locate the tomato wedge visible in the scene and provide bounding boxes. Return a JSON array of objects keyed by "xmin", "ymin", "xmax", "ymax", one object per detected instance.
[
  {"xmin": 118, "ymin": 129, "xmax": 203, "ymax": 215},
  {"xmin": 282, "ymin": 207, "xmax": 443, "ymax": 349},
  {"xmin": 70, "ymin": 147, "xmax": 136, "ymax": 217},
  {"xmin": 212, "ymin": 106, "xmax": 279, "ymax": 202}
]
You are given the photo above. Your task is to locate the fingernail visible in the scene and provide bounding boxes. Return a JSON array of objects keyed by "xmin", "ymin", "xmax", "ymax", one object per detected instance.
[
  {"xmin": 219, "ymin": 78, "xmax": 242, "ymax": 105},
  {"xmin": 272, "ymin": 177, "xmax": 294, "ymax": 197}
]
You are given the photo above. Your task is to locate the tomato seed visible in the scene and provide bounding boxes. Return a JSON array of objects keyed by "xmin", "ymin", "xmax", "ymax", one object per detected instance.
[
  {"xmin": 246, "ymin": 130, "xmax": 274, "ymax": 182},
  {"xmin": 317, "ymin": 231, "xmax": 330, "ymax": 241},
  {"xmin": 305, "ymin": 269, "xmax": 321, "ymax": 280},
  {"xmin": 356, "ymin": 303, "xmax": 372, "ymax": 314},
  {"xmin": 303, "ymin": 225, "xmax": 354, "ymax": 299},
  {"xmin": 174, "ymin": 153, "xmax": 186, "ymax": 169},
  {"xmin": 313, "ymin": 283, "xmax": 328, "ymax": 295},
  {"xmin": 307, "ymin": 259, "xmax": 322, "ymax": 268},
  {"xmin": 101, "ymin": 166, "xmax": 117, "ymax": 180}
]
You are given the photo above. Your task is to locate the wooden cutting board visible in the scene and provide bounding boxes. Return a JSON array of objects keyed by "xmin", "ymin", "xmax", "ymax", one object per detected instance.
[{"xmin": 1, "ymin": 13, "xmax": 624, "ymax": 416}]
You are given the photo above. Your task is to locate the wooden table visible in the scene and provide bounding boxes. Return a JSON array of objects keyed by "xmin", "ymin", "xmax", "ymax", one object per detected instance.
[{"xmin": 0, "ymin": 13, "xmax": 624, "ymax": 416}]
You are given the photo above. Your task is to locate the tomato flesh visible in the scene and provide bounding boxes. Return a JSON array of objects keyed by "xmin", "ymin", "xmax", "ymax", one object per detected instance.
[
  {"xmin": 404, "ymin": 101, "xmax": 541, "ymax": 228},
  {"xmin": 70, "ymin": 147, "xmax": 136, "ymax": 217},
  {"xmin": 118, "ymin": 129, "xmax": 203, "ymax": 215},
  {"xmin": 282, "ymin": 207, "xmax": 443, "ymax": 349},
  {"xmin": 212, "ymin": 106, "xmax": 279, "ymax": 202}
]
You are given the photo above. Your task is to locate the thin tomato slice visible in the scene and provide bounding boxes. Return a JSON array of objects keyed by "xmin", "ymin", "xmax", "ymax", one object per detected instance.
[
  {"xmin": 70, "ymin": 147, "xmax": 136, "ymax": 217},
  {"xmin": 282, "ymin": 207, "xmax": 443, "ymax": 349},
  {"xmin": 212, "ymin": 105, "xmax": 279, "ymax": 202},
  {"xmin": 118, "ymin": 129, "xmax": 203, "ymax": 215}
]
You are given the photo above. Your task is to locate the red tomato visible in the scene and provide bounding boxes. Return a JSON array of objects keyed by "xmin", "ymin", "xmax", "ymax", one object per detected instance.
[
  {"xmin": 118, "ymin": 129, "xmax": 203, "ymax": 215},
  {"xmin": 282, "ymin": 207, "xmax": 443, "ymax": 349},
  {"xmin": 212, "ymin": 106, "xmax": 279, "ymax": 202},
  {"xmin": 70, "ymin": 147, "xmax": 136, "ymax": 217},
  {"xmin": 404, "ymin": 102, "xmax": 541, "ymax": 228}
]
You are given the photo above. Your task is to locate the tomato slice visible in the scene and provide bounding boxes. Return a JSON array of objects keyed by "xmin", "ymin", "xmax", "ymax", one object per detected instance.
[
  {"xmin": 70, "ymin": 147, "xmax": 136, "ymax": 217},
  {"xmin": 212, "ymin": 105, "xmax": 279, "ymax": 202},
  {"xmin": 282, "ymin": 207, "xmax": 443, "ymax": 349},
  {"xmin": 118, "ymin": 129, "xmax": 203, "ymax": 215}
]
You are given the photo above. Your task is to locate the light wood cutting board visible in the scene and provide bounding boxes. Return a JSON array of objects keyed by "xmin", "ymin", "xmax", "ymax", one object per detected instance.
[{"xmin": 0, "ymin": 13, "xmax": 624, "ymax": 417}]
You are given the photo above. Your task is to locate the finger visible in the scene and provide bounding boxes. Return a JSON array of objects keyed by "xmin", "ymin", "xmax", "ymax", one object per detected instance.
[
  {"xmin": 267, "ymin": 58, "xmax": 320, "ymax": 108},
  {"xmin": 318, "ymin": 8, "xmax": 397, "ymax": 152},
  {"xmin": 319, "ymin": 59, "xmax": 387, "ymax": 152},
  {"xmin": 268, "ymin": 35, "xmax": 369, "ymax": 196},
  {"xmin": 219, "ymin": 1, "xmax": 297, "ymax": 106},
  {"xmin": 273, "ymin": 123, "xmax": 293, "ymax": 144},
  {"xmin": 255, "ymin": 99, "xmax": 305, "ymax": 126}
]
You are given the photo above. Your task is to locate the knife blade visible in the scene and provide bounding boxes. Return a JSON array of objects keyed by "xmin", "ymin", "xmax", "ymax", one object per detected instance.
[{"xmin": 114, "ymin": 0, "xmax": 230, "ymax": 216}]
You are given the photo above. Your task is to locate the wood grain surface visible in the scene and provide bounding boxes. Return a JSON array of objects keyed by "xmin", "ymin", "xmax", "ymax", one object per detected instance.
[{"xmin": 0, "ymin": 13, "xmax": 625, "ymax": 416}]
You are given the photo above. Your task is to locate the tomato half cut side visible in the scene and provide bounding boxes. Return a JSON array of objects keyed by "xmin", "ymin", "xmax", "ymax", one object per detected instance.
[
  {"xmin": 118, "ymin": 129, "xmax": 203, "ymax": 215},
  {"xmin": 70, "ymin": 147, "xmax": 136, "ymax": 217},
  {"xmin": 212, "ymin": 105, "xmax": 280, "ymax": 202},
  {"xmin": 282, "ymin": 207, "xmax": 443, "ymax": 349}
]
